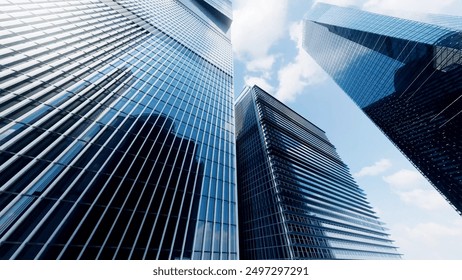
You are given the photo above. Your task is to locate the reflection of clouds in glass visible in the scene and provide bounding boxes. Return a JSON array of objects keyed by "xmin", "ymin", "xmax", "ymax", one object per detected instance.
[
  {"xmin": 434, "ymin": 45, "xmax": 462, "ymax": 71},
  {"xmin": 363, "ymin": 0, "xmax": 462, "ymax": 19},
  {"xmin": 304, "ymin": 20, "xmax": 400, "ymax": 107}
]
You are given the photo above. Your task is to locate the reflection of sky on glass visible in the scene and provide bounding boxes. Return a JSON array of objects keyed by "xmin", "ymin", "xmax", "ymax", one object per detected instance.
[
  {"xmin": 310, "ymin": 3, "xmax": 455, "ymax": 44},
  {"xmin": 304, "ymin": 21, "xmax": 400, "ymax": 107}
]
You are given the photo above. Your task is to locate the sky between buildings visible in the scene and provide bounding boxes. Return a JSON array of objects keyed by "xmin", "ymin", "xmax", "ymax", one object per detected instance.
[{"xmin": 231, "ymin": 0, "xmax": 462, "ymax": 259}]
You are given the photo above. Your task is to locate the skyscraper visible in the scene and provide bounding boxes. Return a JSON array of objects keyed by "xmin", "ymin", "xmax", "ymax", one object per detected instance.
[
  {"xmin": 0, "ymin": 0, "xmax": 237, "ymax": 260},
  {"xmin": 235, "ymin": 85, "xmax": 400, "ymax": 260},
  {"xmin": 303, "ymin": 3, "xmax": 462, "ymax": 215}
]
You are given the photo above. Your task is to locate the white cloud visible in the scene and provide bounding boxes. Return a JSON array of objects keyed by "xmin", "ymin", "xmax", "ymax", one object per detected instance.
[
  {"xmin": 382, "ymin": 169, "xmax": 422, "ymax": 190},
  {"xmin": 244, "ymin": 76, "xmax": 275, "ymax": 93},
  {"xmin": 231, "ymin": 0, "xmax": 288, "ymax": 60},
  {"xmin": 353, "ymin": 158, "xmax": 392, "ymax": 178},
  {"xmin": 406, "ymin": 222, "xmax": 462, "ymax": 244},
  {"xmin": 247, "ymin": 56, "xmax": 276, "ymax": 73},
  {"xmin": 397, "ymin": 189, "xmax": 449, "ymax": 211},
  {"xmin": 391, "ymin": 220, "xmax": 462, "ymax": 259},
  {"xmin": 383, "ymin": 169, "xmax": 448, "ymax": 210},
  {"xmin": 275, "ymin": 21, "xmax": 327, "ymax": 102}
]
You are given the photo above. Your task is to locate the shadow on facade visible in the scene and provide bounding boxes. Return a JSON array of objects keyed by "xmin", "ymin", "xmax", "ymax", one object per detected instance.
[
  {"xmin": 363, "ymin": 37, "xmax": 462, "ymax": 213},
  {"xmin": 1, "ymin": 112, "xmax": 204, "ymax": 259},
  {"xmin": 53, "ymin": 113, "xmax": 204, "ymax": 260}
]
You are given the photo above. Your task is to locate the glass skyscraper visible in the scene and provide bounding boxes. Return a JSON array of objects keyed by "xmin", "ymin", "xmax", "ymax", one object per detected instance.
[
  {"xmin": 0, "ymin": 0, "xmax": 237, "ymax": 260},
  {"xmin": 303, "ymin": 3, "xmax": 462, "ymax": 215},
  {"xmin": 235, "ymin": 85, "xmax": 400, "ymax": 260}
]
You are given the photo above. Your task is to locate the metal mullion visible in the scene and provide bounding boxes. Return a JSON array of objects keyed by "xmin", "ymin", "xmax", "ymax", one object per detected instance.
[
  {"xmin": 2, "ymin": 1, "xmax": 99, "ymax": 20},
  {"xmin": 282, "ymin": 176, "xmax": 372, "ymax": 219},
  {"xmin": 2, "ymin": 72, "xmax": 140, "ymax": 255},
  {"xmin": 0, "ymin": 31, "xmax": 145, "ymax": 145},
  {"xmin": 229, "ymin": 77, "xmax": 239, "ymax": 260},
  {"xmin": 121, "ymin": 52, "xmax": 194, "ymax": 260},
  {"xmin": 438, "ymin": 105, "xmax": 461, "ymax": 127},
  {"xmin": 121, "ymin": 67, "xmax": 195, "ymax": 259},
  {"xmin": 422, "ymin": 55, "xmax": 462, "ymax": 126},
  {"xmin": 156, "ymin": 134, "xmax": 195, "ymax": 258},
  {"xmin": 177, "ymin": 73, "xmax": 217, "ymax": 258},
  {"xmin": 177, "ymin": 69, "xmax": 214, "ymax": 260},
  {"xmin": 14, "ymin": 8, "xmax": 89, "ymax": 28},
  {"xmin": 287, "ymin": 163, "xmax": 367, "ymax": 207},
  {"xmin": 0, "ymin": 67, "xmax": 136, "ymax": 226},
  {"xmin": 214, "ymin": 73, "xmax": 228, "ymax": 259},
  {"xmin": 185, "ymin": 89, "xmax": 213, "ymax": 259},
  {"xmin": 155, "ymin": 56, "xmax": 203, "ymax": 260},
  {"xmin": 21, "ymin": 13, "xmax": 124, "ymax": 56},
  {"xmin": 26, "ymin": 12, "xmax": 121, "ymax": 46},
  {"xmin": 44, "ymin": 25, "xmax": 125, "ymax": 59},
  {"xmin": 127, "ymin": 47, "xmax": 198, "ymax": 260},
  {"xmin": 0, "ymin": 32, "xmax": 149, "ymax": 225},
  {"xmin": 58, "ymin": 54, "xmax": 175, "ymax": 258},
  {"xmin": 119, "ymin": 61, "xmax": 191, "ymax": 256},
  {"xmin": 206, "ymin": 68, "xmax": 223, "ymax": 259},
  {"xmin": 0, "ymin": 65, "xmax": 128, "ymax": 156},
  {"xmin": 350, "ymin": 29, "xmax": 371, "ymax": 107},
  {"xmin": 188, "ymin": 63, "xmax": 218, "ymax": 260},
  {"xmin": 86, "ymin": 42, "xmax": 186, "ymax": 260},
  {"xmin": 16, "ymin": 36, "xmax": 159, "ymax": 260},
  {"xmin": 49, "ymin": 28, "xmax": 144, "ymax": 80},
  {"xmin": 95, "ymin": 69, "xmax": 178, "ymax": 258},
  {"xmin": 203, "ymin": 66, "xmax": 224, "ymax": 259},
  {"xmin": 219, "ymin": 72, "xmax": 231, "ymax": 259},
  {"xmin": 25, "ymin": 64, "xmax": 155, "ymax": 259},
  {"xmin": 0, "ymin": 25, "xmax": 142, "ymax": 97},
  {"xmin": 44, "ymin": 34, "xmax": 180, "ymax": 259},
  {"xmin": 2, "ymin": 13, "xmax": 130, "ymax": 70},
  {"xmin": 7, "ymin": 22, "xmax": 138, "ymax": 76},
  {"xmin": 276, "ymin": 132, "xmax": 349, "ymax": 181},
  {"xmin": 124, "ymin": 57, "xmax": 202, "ymax": 257},
  {"xmin": 1, "ymin": 6, "xmax": 118, "ymax": 49},
  {"xmin": 0, "ymin": 29, "xmax": 146, "ymax": 135},
  {"xmin": 288, "ymin": 159, "xmax": 370, "ymax": 206},
  {"xmin": 203, "ymin": 77, "xmax": 222, "ymax": 259},
  {"xmin": 165, "ymin": 64, "xmax": 211, "ymax": 259}
]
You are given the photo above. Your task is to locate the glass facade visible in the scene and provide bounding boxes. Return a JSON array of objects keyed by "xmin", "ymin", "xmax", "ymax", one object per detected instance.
[
  {"xmin": 235, "ymin": 85, "xmax": 400, "ymax": 260},
  {"xmin": 303, "ymin": 3, "xmax": 462, "ymax": 215},
  {"xmin": 0, "ymin": 0, "xmax": 237, "ymax": 260}
]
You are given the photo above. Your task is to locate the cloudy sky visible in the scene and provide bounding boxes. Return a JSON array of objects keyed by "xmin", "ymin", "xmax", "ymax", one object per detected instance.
[{"xmin": 231, "ymin": 0, "xmax": 462, "ymax": 259}]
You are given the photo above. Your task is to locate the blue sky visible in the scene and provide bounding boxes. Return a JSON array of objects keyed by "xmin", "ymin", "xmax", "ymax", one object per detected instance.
[{"xmin": 231, "ymin": 0, "xmax": 462, "ymax": 259}]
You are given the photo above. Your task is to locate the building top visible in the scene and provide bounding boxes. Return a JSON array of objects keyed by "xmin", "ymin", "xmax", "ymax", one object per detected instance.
[
  {"xmin": 305, "ymin": 3, "xmax": 461, "ymax": 45},
  {"xmin": 236, "ymin": 85, "xmax": 327, "ymax": 135},
  {"xmin": 107, "ymin": 0, "xmax": 233, "ymax": 74},
  {"xmin": 202, "ymin": 0, "xmax": 233, "ymax": 21}
]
